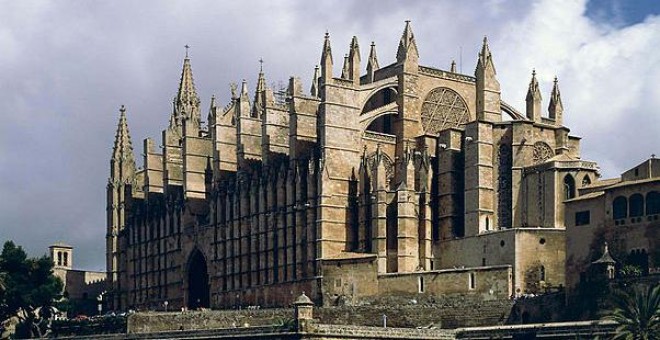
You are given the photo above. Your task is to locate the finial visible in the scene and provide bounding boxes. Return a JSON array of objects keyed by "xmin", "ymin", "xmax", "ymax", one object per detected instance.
[
  {"xmin": 405, "ymin": 19, "xmax": 411, "ymax": 24},
  {"xmin": 184, "ymin": 44, "xmax": 190, "ymax": 58},
  {"xmin": 554, "ymin": 75, "xmax": 558, "ymax": 84},
  {"xmin": 483, "ymin": 36, "xmax": 488, "ymax": 44},
  {"xmin": 604, "ymin": 242, "xmax": 609, "ymax": 252},
  {"xmin": 120, "ymin": 105, "xmax": 126, "ymax": 113},
  {"xmin": 259, "ymin": 58, "xmax": 264, "ymax": 72},
  {"xmin": 652, "ymin": 154, "xmax": 656, "ymax": 159},
  {"xmin": 532, "ymin": 68, "xmax": 536, "ymax": 77},
  {"xmin": 325, "ymin": 30, "xmax": 329, "ymax": 38},
  {"xmin": 371, "ymin": 41, "xmax": 375, "ymax": 47},
  {"xmin": 451, "ymin": 60, "xmax": 457, "ymax": 73}
]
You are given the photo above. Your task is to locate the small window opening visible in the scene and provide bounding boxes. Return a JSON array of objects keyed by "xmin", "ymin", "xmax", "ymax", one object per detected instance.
[
  {"xmin": 468, "ymin": 272, "xmax": 476, "ymax": 290},
  {"xmin": 63, "ymin": 252, "xmax": 68, "ymax": 266},
  {"xmin": 418, "ymin": 276, "xmax": 425, "ymax": 293},
  {"xmin": 539, "ymin": 265, "xmax": 546, "ymax": 281},
  {"xmin": 57, "ymin": 252, "xmax": 62, "ymax": 266}
]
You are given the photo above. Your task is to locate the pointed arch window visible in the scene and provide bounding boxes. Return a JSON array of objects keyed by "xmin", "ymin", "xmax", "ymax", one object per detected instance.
[
  {"xmin": 581, "ymin": 175, "xmax": 591, "ymax": 187},
  {"xmin": 564, "ymin": 175, "xmax": 576, "ymax": 200}
]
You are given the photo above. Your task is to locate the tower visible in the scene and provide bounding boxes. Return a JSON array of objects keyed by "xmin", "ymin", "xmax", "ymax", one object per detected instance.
[
  {"xmin": 106, "ymin": 105, "xmax": 136, "ymax": 310},
  {"xmin": 49, "ymin": 243, "xmax": 73, "ymax": 270}
]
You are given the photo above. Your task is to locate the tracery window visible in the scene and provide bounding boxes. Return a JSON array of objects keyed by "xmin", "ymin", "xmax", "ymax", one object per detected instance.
[
  {"xmin": 420, "ymin": 87, "xmax": 469, "ymax": 135},
  {"xmin": 532, "ymin": 142, "xmax": 554, "ymax": 164},
  {"xmin": 497, "ymin": 144, "xmax": 513, "ymax": 229}
]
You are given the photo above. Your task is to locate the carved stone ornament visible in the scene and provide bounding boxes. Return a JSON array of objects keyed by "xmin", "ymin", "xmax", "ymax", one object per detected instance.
[
  {"xmin": 420, "ymin": 87, "xmax": 469, "ymax": 135},
  {"xmin": 532, "ymin": 142, "xmax": 554, "ymax": 164}
]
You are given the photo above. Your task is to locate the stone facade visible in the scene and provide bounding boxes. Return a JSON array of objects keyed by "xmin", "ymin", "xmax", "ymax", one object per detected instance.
[
  {"xmin": 565, "ymin": 158, "xmax": 660, "ymax": 296},
  {"xmin": 106, "ymin": 22, "xmax": 597, "ymax": 311}
]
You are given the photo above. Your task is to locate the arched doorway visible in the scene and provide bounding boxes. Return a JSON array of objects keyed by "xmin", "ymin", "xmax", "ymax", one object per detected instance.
[{"xmin": 187, "ymin": 249, "xmax": 210, "ymax": 309}]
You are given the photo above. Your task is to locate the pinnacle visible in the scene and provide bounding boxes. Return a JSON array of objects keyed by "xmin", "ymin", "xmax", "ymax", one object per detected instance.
[
  {"xmin": 111, "ymin": 105, "xmax": 136, "ymax": 176},
  {"xmin": 397, "ymin": 20, "xmax": 419, "ymax": 61},
  {"xmin": 321, "ymin": 31, "xmax": 333, "ymax": 65},
  {"xmin": 368, "ymin": 41, "xmax": 379, "ymax": 70}
]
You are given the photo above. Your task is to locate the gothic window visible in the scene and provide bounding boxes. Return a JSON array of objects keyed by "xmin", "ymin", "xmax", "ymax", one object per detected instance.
[
  {"xmin": 564, "ymin": 175, "xmax": 576, "ymax": 200},
  {"xmin": 497, "ymin": 144, "xmax": 512, "ymax": 229},
  {"xmin": 532, "ymin": 142, "xmax": 554, "ymax": 164},
  {"xmin": 581, "ymin": 175, "xmax": 591, "ymax": 187},
  {"xmin": 420, "ymin": 87, "xmax": 469, "ymax": 135},
  {"xmin": 613, "ymin": 196, "xmax": 628, "ymax": 220},
  {"xmin": 57, "ymin": 252, "xmax": 62, "ymax": 266},
  {"xmin": 646, "ymin": 191, "xmax": 660, "ymax": 215},
  {"xmin": 629, "ymin": 193, "xmax": 644, "ymax": 217}
]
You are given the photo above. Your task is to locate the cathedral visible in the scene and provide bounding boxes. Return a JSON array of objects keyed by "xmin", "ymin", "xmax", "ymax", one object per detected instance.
[{"xmin": 106, "ymin": 22, "xmax": 600, "ymax": 311}]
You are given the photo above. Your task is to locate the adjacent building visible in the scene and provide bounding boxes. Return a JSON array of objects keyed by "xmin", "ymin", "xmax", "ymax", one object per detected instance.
[
  {"xmin": 565, "ymin": 158, "xmax": 660, "ymax": 295},
  {"xmin": 106, "ymin": 22, "xmax": 598, "ymax": 311}
]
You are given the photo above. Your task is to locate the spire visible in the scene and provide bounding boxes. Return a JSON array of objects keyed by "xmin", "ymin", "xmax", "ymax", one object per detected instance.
[
  {"xmin": 310, "ymin": 65, "xmax": 320, "ymax": 97},
  {"xmin": 477, "ymin": 36, "xmax": 496, "ymax": 75},
  {"xmin": 548, "ymin": 76, "xmax": 564, "ymax": 125},
  {"xmin": 396, "ymin": 20, "xmax": 419, "ymax": 63},
  {"xmin": 253, "ymin": 61, "xmax": 267, "ymax": 116},
  {"xmin": 348, "ymin": 36, "xmax": 361, "ymax": 85},
  {"xmin": 475, "ymin": 36, "xmax": 501, "ymax": 122},
  {"xmin": 207, "ymin": 95, "xmax": 217, "ymax": 128},
  {"xmin": 341, "ymin": 54, "xmax": 350, "ymax": 79},
  {"xmin": 526, "ymin": 69, "xmax": 542, "ymax": 121},
  {"xmin": 111, "ymin": 105, "xmax": 136, "ymax": 182},
  {"xmin": 320, "ymin": 31, "xmax": 333, "ymax": 82},
  {"xmin": 173, "ymin": 50, "xmax": 201, "ymax": 128},
  {"xmin": 367, "ymin": 41, "xmax": 379, "ymax": 83}
]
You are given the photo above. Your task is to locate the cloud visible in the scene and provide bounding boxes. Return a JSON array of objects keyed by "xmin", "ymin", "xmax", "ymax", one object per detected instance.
[{"xmin": 0, "ymin": 0, "xmax": 657, "ymax": 270}]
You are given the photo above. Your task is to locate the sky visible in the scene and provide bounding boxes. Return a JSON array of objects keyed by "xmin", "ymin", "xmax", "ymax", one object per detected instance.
[{"xmin": 1, "ymin": 0, "xmax": 659, "ymax": 271}]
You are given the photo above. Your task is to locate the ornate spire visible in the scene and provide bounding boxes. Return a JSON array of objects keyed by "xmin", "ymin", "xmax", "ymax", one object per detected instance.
[
  {"xmin": 478, "ymin": 37, "xmax": 494, "ymax": 72},
  {"xmin": 172, "ymin": 51, "xmax": 201, "ymax": 128},
  {"xmin": 396, "ymin": 20, "xmax": 419, "ymax": 63},
  {"xmin": 310, "ymin": 65, "xmax": 320, "ymax": 97},
  {"xmin": 253, "ymin": 61, "xmax": 267, "ymax": 116},
  {"xmin": 341, "ymin": 54, "xmax": 350, "ymax": 79},
  {"xmin": 111, "ymin": 105, "xmax": 136, "ymax": 182},
  {"xmin": 348, "ymin": 36, "xmax": 361, "ymax": 83},
  {"xmin": 321, "ymin": 31, "xmax": 333, "ymax": 81},
  {"xmin": 548, "ymin": 76, "xmax": 563, "ymax": 124},
  {"xmin": 366, "ymin": 41, "xmax": 379, "ymax": 83},
  {"xmin": 475, "ymin": 36, "xmax": 501, "ymax": 122},
  {"xmin": 526, "ymin": 69, "xmax": 542, "ymax": 101},
  {"xmin": 367, "ymin": 41, "xmax": 379, "ymax": 70},
  {"xmin": 526, "ymin": 69, "xmax": 542, "ymax": 121}
]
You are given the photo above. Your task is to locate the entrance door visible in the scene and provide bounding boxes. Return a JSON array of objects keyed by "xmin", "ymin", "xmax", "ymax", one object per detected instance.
[{"xmin": 187, "ymin": 249, "xmax": 210, "ymax": 309}]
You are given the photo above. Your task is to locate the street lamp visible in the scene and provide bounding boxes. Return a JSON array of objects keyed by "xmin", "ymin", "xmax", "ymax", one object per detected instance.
[
  {"xmin": 163, "ymin": 300, "xmax": 169, "ymax": 312},
  {"xmin": 97, "ymin": 294, "xmax": 103, "ymax": 315}
]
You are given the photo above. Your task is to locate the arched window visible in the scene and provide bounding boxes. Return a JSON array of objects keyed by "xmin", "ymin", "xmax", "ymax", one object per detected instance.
[
  {"xmin": 613, "ymin": 196, "xmax": 628, "ymax": 219},
  {"xmin": 63, "ymin": 252, "xmax": 68, "ymax": 266},
  {"xmin": 57, "ymin": 252, "xmax": 62, "ymax": 266},
  {"xmin": 581, "ymin": 175, "xmax": 591, "ymax": 187},
  {"xmin": 539, "ymin": 265, "xmax": 546, "ymax": 281},
  {"xmin": 629, "ymin": 194, "xmax": 644, "ymax": 217},
  {"xmin": 564, "ymin": 175, "xmax": 576, "ymax": 200},
  {"xmin": 646, "ymin": 191, "xmax": 660, "ymax": 215}
]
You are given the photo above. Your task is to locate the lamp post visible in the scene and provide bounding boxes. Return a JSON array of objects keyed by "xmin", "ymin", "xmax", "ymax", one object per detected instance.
[
  {"xmin": 164, "ymin": 300, "xmax": 169, "ymax": 312},
  {"xmin": 97, "ymin": 294, "xmax": 103, "ymax": 316}
]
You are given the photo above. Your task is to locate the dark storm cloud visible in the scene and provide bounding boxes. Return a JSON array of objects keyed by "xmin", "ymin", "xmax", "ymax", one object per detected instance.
[{"xmin": 0, "ymin": 0, "xmax": 657, "ymax": 270}]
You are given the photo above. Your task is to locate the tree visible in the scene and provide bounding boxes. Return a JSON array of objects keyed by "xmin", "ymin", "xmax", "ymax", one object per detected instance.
[
  {"xmin": 603, "ymin": 283, "xmax": 660, "ymax": 340},
  {"xmin": 0, "ymin": 241, "xmax": 63, "ymax": 335}
]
